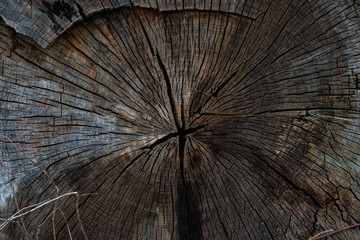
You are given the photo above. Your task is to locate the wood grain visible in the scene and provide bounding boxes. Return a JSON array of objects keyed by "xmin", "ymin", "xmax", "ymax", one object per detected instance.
[
  {"xmin": 0, "ymin": 1, "xmax": 360, "ymax": 239},
  {"xmin": 0, "ymin": 0, "xmax": 262, "ymax": 47}
]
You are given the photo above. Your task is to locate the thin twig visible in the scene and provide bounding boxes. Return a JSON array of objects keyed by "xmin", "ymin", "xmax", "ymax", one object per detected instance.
[
  {"xmin": 52, "ymin": 210, "xmax": 57, "ymax": 240},
  {"xmin": 76, "ymin": 194, "xmax": 89, "ymax": 240},
  {"xmin": 0, "ymin": 192, "xmax": 78, "ymax": 232},
  {"xmin": 309, "ymin": 223, "xmax": 360, "ymax": 240},
  {"xmin": 1, "ymin": 135, "xmax": 86, "ymax": 239},
  {"xmin": 0, "ymin": 135, "xmax": 58, "ymax": 193},
  {"xmin": 36, "ymin": 205, "xmax": 74, "ymax": 240},
  {"xmin": 1, "ymin": 135, "xmax": 60, "ymax": 238},
  {"xmin": 0, "ymin": 156, "xmax": 33, "ymax": 239},
  {"xmin": 308, "ymin": 229, "xmax": 334, "ymax": 240},
  {"xmin": 16, "ymin": 221, "xmax": 34, "ymax": 240},
  {"xmin": 58, "ymin": 207, "xmax": 73, "ymax": 240}
]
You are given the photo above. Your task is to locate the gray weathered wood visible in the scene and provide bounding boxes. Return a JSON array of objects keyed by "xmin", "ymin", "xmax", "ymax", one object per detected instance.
[{"xmin": 0, "ymin": 0, "xmax": 360, "ymax": 239}]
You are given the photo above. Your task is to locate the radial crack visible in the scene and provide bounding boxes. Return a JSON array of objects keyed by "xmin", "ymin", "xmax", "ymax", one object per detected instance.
[{"xmin": 155, "ymin": 53, "xmax": 181, "ymax": 130}]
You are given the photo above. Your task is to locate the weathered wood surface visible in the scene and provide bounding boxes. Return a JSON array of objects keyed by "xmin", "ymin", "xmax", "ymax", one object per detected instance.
[
  {"xmin": 0, "ymin": 0, "xmax": 261, "ymax": 47},
  {"xmin": 0, "ymin": 0, "xmax": 360, "ymax": 239}
]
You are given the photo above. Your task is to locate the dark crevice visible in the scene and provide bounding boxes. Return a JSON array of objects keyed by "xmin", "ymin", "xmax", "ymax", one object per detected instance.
[
  {"xmin": 274, "ymin": 168, "xmax": 322, "ymax": 208},
  {"xmin": 181, "ymin": 124, "xmax": 206, "ymax": 135},
  {"xmin": 194, "ymin": 70, "xmax": 239, "ymax": 114},
  {"xmin": 129, "ymin": 0, "xmax": 135, "ymax": 8},
  {"xmin": 177, "ymin": 133, "xmax": 203, "ymax": 240},
  {"xmin": 252, "ymin": 149, "xmax": 322, "ymax": 208},
  {"xmin": 179, "ymin": 134, "xmax": 187, "ymax": 188},
  {"xmin": 311, "ymin": 207, "xmax": 322, "ymax": 235},
  {"xmin": 40, "ymin": 0, "xmax": 77, "ymax": 34},
  {"xmin": 137, "ymin": 17, "xmax": 155, "ymax": 56},
  {"xmin": 142, "ymin": 125, "xmax": 206, "ymax": 150},
  {"xmin": 180, "ymin": 95, "xmax": 186, "ymax": 130},
  {"xmin": 262, "ymin": 222, "xmax": 275, "ymax": 240},
  {"xmin": 152, "ymin": 34, "xmax": 203, "ymax": 237},
  {"xmin": 142, "ymin": 132, "xmax": 179, "ymax": 150},
  {"xmin": 58, "ymin": 150, "xmax": 146, "ymax": 235},
  {"xmin": 151, "ymin": 39, "xmax": 204, "ymax": 240},
  {"xmin": 75, "ymin": 2, "xmax": 86, "ymax": 19},
  {"xmin": 156, "ymin": 53, "xmax": 181, "ymax": 130},
  {"xmin": 16, "ymin": 53, "xmax": 109, "ymax": 101},
  {"xmin": 4, "ymin": 5, "xmax": 260, "ymax": 48},
  {"xmin": 178, "ymin": 132, "xmax": 189, "ymax": 238},
  {"xmin": 112, "ymin": 152, "xmax": 147, "ymax": 185}
]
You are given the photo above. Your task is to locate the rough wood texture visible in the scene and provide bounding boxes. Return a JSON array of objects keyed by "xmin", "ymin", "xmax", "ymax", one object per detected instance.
[
  {"xmin": 1, "ymin": 0, "xmax": 360, "ymax": 239},
  {"xmin": 0, "ymin": 0, "xmax": 261, "ymax": 47}
]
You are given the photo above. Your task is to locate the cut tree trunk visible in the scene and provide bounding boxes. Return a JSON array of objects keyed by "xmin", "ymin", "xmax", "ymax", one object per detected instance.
[{"xmin": 0, "ymin": 1, "xmax": 360, "ymax": 239}]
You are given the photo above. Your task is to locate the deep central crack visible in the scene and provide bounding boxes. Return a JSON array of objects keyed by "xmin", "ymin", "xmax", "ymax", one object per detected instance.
[
  {"xmin": 141, "ymin": 125, "xmax": 205, "ymax": 150},
  {"xmin": 152, "ymin": 45, "xmax": 205, "ymax": 239},
  {"xmin": 146, "ymin": 49, "xmax": 206, "ymax": 150}
]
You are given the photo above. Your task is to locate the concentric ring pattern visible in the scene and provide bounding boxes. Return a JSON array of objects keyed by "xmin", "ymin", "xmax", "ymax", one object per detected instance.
[{"xmin": 1, "ymin": 1, "xmax": 360, "ymax": 239}]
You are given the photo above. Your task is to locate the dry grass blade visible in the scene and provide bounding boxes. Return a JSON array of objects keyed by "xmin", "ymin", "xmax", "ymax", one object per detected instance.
[
  {"xmin": 308, "ymin": 229, "xmax": 334, "ymax": 240},
  {"xmin": 0, "ymin": 192, "xmax": 79, "ymax": 232},
  {"xmin": 0, "ymin": 135, "xmax": 91, "ymax": 239},
  {"xmin": 0, "ymin": 135, "xmax": 58, "ymax": 192},
  {"xmin": 76, "ymin": 195, "xmax": 88, "ymax": 240},
  {"xmin": 0, "ymin": 156, "xmax": 32, "ymax": 239},
  {"xmin": 309, "ymin": 223, "xmax": 360, "ymax": 240}
]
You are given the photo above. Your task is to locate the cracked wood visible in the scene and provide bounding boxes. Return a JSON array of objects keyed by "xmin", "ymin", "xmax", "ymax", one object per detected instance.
[{"xmin": 1, "ymin": 1, "xmax": 360, "ymax": 240}]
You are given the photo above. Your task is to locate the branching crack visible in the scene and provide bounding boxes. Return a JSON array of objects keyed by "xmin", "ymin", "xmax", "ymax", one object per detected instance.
[
  {"xmin": 142, "ymin": 132, "xmax": 178, "ymax": 150},
  {"xmin": 155, "ymin": 53, "xmax": 181, "ymax": 130},
  {"xmin": 142, "ymin": 125, "xmax": 206, "ymax": 150},
  {"xmin": 194, "ymin": 70, "xmax": 239, "ymax": 114},
  {"xmin": 252, "ymin": 149, "xmax": 322, "ymax": 208}
]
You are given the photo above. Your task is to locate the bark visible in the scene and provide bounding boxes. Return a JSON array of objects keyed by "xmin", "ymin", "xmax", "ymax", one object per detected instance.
[{"xmin": 0, "ymin": 0, "xmax": 360, "ymax": 239}]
